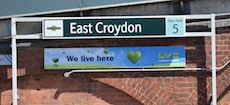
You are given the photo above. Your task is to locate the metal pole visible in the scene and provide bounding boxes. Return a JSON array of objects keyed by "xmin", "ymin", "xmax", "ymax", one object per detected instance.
[
  {"xmin": 78, "ymin": 0, "xmax": 83, "ymax": 16},
  {"xmin": 211, "ymin": 14, "xmax": 217, "ymax": 105},
  {"xmin": 11, "ymin": 18, "xmax": 18, "ymax": 105}
]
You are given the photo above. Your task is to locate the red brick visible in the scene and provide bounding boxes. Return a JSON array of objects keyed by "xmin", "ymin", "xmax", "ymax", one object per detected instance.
[
  {"xmin": 0, "ymin": 95, "xmax": 12, "ymax": 105},
  {"xmin": 176, "ymin": 93, "xmax": 190, "ymax": 98},
  {"xmin": 135, "ymin": 92, "xmax": 142, "ymax": 99},
  {"xmin": 149, "ymin": 92, "xmax": 156, "ymax": 100},
  {"xmin": 156, "ymin": 98, "xmax": 164, "ymax": 105},
  {"xmin": 161, "ymin": 93, "xmax": 169, "ymax": 101},
  {"xmin": 145, "ymin": 80, "xmax": 153, "ymax": 88},
  {"xmin": 131, "ymin": 81, "xmax": 138, "ymax": 88},
  {"xmin": 126, "ymin": 86, "xmax": 133, "ymax": 94},
  {"xmin": 157, "ymin": 90, "xmax": 165, "ymax": 98},
  {"xmin": 169, "ymin": 100, "xmax": 176, "ymax": 105},
  {"xmin": 142, "ymin": 79, "xmax": 150, "ymax": 86},
  {"xmin": 144, "ymin": 89, "xmax": 151, "ymax": 97},
  {"xmin": 172, "ymin": 77, "xmax": 180, "ymax": 82},
  {"xmin": 187, "ymin": 77, "xmax": 197, "ymax": 83},
  {"xmin": 150, "ymin": 84, "xmax": 161, "ymax": 94},
  {"xmin": 179, "ymin": 88, "xmax": 190, "ymax": 93},
  {"xmin": 137, "ymin": 77, "xmax": 145, "ymax": 84},
  {"xmin": 121, "ymin": 78, "xmax": 129, "ymax": 84},
  {"xmin": 131, "ymin": 90, "xmax": 137, "ymax": 96},
  {"xmin": 177, "ymin": 83, "xmax": 196, "ymax": 88},
  {"xmin": 146, "ymin": 101, "xmax": 155, "ymax": 105},
  {"xmin": 152, "ymin": 95, "xmax": 160, "ymax": 103},
  {"xmin": 140, "ymin": 87, "xmax": 147, "ymax": 94},
  {"xmin": 172, "ymin": 88, "xmax": 180, "ymax": 93},
  {"xmin": 163, "ymin": 96, "xmax": 172, "ymax": 104},
  {"xmin": 135, "ymin": 84, "xmax": 142, "ymax": 92},
  {"xmin": 164, "ymin": 77, "xmax": 172, "ymax": 83},
  {"xmin": 139, "ymin": 95, "xmax": 146, "ymax": 103},
  {"xmin": 162, "ymin": 82, "xmax": 171, "ymax": 87},
  {"xmin": 175, "ymin": 99, "xmax": 189, "ymax": 104},
  {"xmin": 156, "ymin": 77, "xmax": 163, "ymax": 83},
  {"xmin": 126, "ymin": 78, "xmax": 134, "ymax": 86}
]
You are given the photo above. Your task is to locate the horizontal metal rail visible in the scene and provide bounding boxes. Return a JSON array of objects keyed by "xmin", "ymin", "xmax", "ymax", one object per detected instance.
[
  {"xmin": 64, "ymin": 68, "xmax": 208, "ymax": 77},
  {"xmin": 13, "ymin": 14, "xmax": 212, "ymax": 22}
]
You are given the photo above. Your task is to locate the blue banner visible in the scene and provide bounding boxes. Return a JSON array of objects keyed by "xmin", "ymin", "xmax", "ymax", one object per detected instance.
[
  {"xmin": 0, "ymin": 54, "xmax": 12, "ymax": 65},
  {"xmin": 44, "ymin": 46, "xmax": 185, "ymax": 69}
]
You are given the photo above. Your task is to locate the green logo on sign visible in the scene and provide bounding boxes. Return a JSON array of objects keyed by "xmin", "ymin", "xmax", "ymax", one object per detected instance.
[
  {"xmin": 52, "ymin": 58, "xmax": 59, "ymax": 67},
  {"xmin": 127, "ymin": 51, "xmax": 142, "ymax": 64},
  {"xmin": 47, "ymin": 25, "xmax": 61, "ymax": 31}
]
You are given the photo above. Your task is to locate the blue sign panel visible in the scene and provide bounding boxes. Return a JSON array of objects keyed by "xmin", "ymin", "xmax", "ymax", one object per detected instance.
[
  {"xmin": 0, "ymin": 54, "xmax": 12, "ymax": 65},
  {"xmin": 44, "ymin": 46, "xmax": 186, "ymax": 69}
]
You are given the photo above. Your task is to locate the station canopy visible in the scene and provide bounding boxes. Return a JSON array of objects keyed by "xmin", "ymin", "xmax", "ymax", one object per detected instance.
[{"xmin": 0, "ymin": 0, "xmax": 169, "ymax": 19}]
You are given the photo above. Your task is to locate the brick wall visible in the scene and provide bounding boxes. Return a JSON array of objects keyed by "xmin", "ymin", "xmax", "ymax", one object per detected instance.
[{"xmin": 0, "ymin": 31, "xmax": 230, "ymax": 105}]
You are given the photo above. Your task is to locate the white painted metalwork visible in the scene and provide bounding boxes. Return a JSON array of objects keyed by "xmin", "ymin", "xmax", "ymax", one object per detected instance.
[
  {"xmin": 14, "ymin": 14, "xmax": 211, "ymax": 20},
  {"xmin": 15, "ymin": 34, "xmax": 43, "ymax": 39},
  {"xmin": 64, "ymin": 68, "xmax": 207, "ymax": 77},
  {"xmin": 11, "ymin": 14, "xmax": 217, "ymax": 105},
  {"xmin": 13, "ymin": 18, "xmax": 43, "ymax": 22},
  {"xmin": 211, "ymin": 14, "xmax": 217, "ymax": 105},
  {"xmin": 184, "ymin": 14, "xmax": 212, "ymax": 19},
  {"xmin": 185, "ymin": 32, "xmax": 212, "ymax": 37},
  {"xmin": 11, "ymin": 18, "xmax": 18, "ymax": 105},
  {"xmin": 216, "ymin": 12, "xmax": 230, "ymax": 16}
]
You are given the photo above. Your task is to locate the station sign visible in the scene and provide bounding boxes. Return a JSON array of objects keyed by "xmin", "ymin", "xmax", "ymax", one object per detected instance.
[
  {"xmin": 44, "ymin": 46, "xmax": 186, "ymax": 70},
  {"xmin": 0, "ymin": 54, "xmax": 12, "ymax": 65},
  {"xmin": 43, "ymin": 16, "xmax": 185, "ymax": 38}
]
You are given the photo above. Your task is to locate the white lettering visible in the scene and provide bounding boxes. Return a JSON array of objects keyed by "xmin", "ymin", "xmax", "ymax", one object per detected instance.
[
  {"xmin": 103, "ymin": 24, "xmax": 108, "ymax": 33},
  {"xmin": 135, "ymin": 24, "xmax": 142, "ymax": 33},
  {"xmin": 114, "ymin": 25, "xmax": 121, "ymax": 36},
  {"xmin": 94, "ymin": 21, "xmax": 142, "ymax": 35},
  {"xmin": 83, "ymin": 25, "xmax": 88, "ymax": 34},
  {"xmin": 95, "ymin": 22, "xmax": 103, "ymax": 33},
  {"xmin": 128, "ymin": 24, "xmax": 135, "ymax": 33},
  {"xmin": 70, "ymin": 23, "xmax": 76, "ymax": 34},
  {"xmin": 88, "ymin": 23, "xmax": 93, "ymax": 33},
  {"xmin": 107, "ymin": 24, "xmax": 114, "ymax": 33},
  {"xmin": 121, "ymin": 22, "xmax": 127, "ymax": 33},
  {"xmin": 70, "ymin": 23, "xmax": 93, "ymax": 34},
  {"xmin": 76, "ymin": 25, "xmax": 83, "ymax": 33}
]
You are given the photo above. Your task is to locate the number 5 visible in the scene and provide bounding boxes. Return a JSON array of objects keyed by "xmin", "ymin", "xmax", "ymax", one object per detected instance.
[{"xmin": 173, "ymin": 24, "xmax": 178, "ymax": 33}]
